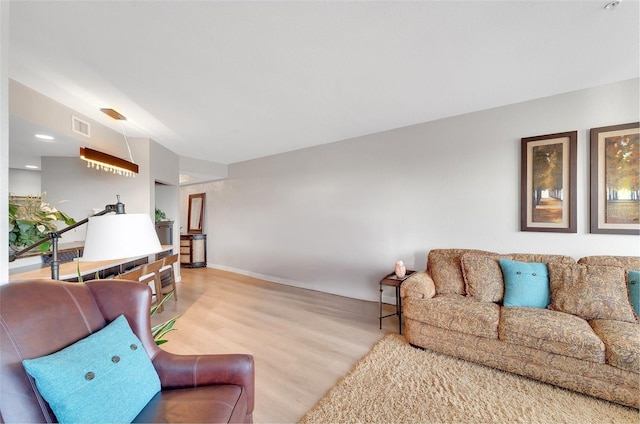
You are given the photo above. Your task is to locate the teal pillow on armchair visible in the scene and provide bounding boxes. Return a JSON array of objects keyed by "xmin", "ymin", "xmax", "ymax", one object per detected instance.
[
  {"xmin": 22, "ymin": 314, "xmax": 160, "ymax": 424},
  {"xmin": 499, "ymin": 259, "xmax": 550, "ymax": 308}
]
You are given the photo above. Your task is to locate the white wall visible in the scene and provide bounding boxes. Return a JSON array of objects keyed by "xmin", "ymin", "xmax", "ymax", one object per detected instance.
[
  {"xmin": 179, "ymin": 156, "xmax": 228, "ymax": 184},
  {"xmin": 8, "ymin": 168, "xmax": 40, "ymax": 195},
  {"xmin": 198, "ymin": 79, "xmax": 640, "ymax": 302},
  {"xmin": 151, "ymin": 139, "xmax": 180, "ymax": 187},
  {"xmin": 151, "ymin": 138, "xmax": 181, "ymax": 281},
  {"xmin": 0, "ymin": 1, "xmax": 9, "ymax": 283}
]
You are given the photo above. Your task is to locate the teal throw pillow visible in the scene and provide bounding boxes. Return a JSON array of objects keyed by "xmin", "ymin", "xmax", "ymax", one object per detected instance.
[
  {"xmin": 499, "ymin": 259, "xmax": 550, "ymax": 308},
  {"xmin": 22, "ymin": 315, "xmax": 160, "ymax": 424},
  {"xmin": 628, "ymin": 270, "xmax": 640, "ymax": 315}
]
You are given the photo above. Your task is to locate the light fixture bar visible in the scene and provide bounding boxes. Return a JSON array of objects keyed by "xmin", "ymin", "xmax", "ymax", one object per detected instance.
[
  {"xmin": 100, "ymin": 108, "xmax": 127, "ymax": 120},
  {"xmin": 80, "ymin": 147, "xmax": 139, "ymax": 177}
]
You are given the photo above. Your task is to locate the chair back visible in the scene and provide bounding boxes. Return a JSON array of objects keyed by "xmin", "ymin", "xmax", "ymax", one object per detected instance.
[
  {"xmin": 141, "ymin": 259, "xmax": 164, "ymax": 277},
  {"xmin": 141, "ymin": 259, "xmax": 165, "ymax": 309},
  {"xmin": 162, "ymin": 253, "xmax": 179, "ymax": 268},
  {"xmin": 118, "ymin": 266, "xmax": 144, "ymax": 281},
  {"xmin": 0, "ymin": 279, "xmax": 158, "ymax": 423},
  {"xmin": 160, "ymin": 253, "xmax": 179, "ymax": 302}
]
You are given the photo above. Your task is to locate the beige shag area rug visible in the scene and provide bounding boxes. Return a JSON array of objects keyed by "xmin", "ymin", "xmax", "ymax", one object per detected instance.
[{"xmin": 299, "ymin": 334, "xmax": 639, "ymax": 424}]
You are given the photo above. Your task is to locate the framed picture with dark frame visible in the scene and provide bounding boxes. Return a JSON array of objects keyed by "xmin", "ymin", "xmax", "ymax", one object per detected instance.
[
  {"xmin": 520, "ymin": 131, "xmax": 577, "ymax": 233},
  {"xmin": 590, "ymin": 122, "xmax": 640, "ymax": 235}
]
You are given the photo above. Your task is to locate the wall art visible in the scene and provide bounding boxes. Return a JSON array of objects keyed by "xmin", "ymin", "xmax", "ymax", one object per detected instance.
[
  {"xmin": 520, "ymin": 131, "xmax": 577, "ymax": 233},
  {"xmin": 590, "ymin": 122, "xmax": 639, "ymax": 235}
]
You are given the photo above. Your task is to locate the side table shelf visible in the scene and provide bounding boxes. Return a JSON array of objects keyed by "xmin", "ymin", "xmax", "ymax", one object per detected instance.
[
  {"xmin": 379, "ymin": 270, "xmax": 415, "ymax": 334},
  {"xmin": 180, "ymin": 234, "xmax": 207, "ymax": 268}
]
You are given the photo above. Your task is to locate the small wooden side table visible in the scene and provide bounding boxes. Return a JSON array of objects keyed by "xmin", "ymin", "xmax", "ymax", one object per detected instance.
[{"xmin": 379, "ymin": 270, "xmax": 415, "ymax": 334}]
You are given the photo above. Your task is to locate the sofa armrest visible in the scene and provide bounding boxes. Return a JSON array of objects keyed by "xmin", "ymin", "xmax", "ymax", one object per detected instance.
[
  {"xmin": 401, "ymin": 272, "xmax": 436, "ymax": 300},
  {"xmin": 152, "ymin": 350, "xmax": 255, "ymax": 414}
]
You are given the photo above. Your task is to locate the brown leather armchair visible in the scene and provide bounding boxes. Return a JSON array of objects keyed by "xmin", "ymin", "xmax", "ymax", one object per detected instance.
[{"xmin": 0, "ymin": 279, "xmax": 254, "ymax": 423}]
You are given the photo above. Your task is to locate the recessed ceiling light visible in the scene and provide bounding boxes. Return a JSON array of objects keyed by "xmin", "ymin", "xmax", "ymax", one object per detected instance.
[
  {"xmin": 25, "ymin": 165, "xmax": 39, "ymax": 169},
  {"xmin": 35, "ymin": 134, "xmax": 55, "ymax": 141}
]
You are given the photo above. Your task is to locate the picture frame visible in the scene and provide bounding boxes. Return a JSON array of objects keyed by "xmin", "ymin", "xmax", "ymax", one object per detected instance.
[
  {"xmin": 589, "ymin": 122, "xmax": 640, "ymax": 235},
  {"xmin": 520, "ymin": 131, "xmax": 577, "ymax": 233}
]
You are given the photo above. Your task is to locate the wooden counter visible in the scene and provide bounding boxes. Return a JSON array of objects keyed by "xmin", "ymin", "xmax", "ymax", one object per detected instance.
[{"xmin": 9, "ymin": 246, "xmax": 173, "ymax": 282}]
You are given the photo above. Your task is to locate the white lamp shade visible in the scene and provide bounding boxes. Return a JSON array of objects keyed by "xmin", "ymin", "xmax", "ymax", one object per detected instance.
[{"xmin": 81, "ymin": 214, "xmax": 163, "ymax": 261}]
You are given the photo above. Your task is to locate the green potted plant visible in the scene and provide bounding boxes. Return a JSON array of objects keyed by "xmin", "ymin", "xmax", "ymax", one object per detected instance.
[
  {"xmin": 155, "ymin": 208, "xmax": 168, "ymax": 222},
  {"xmin": 150, "ymin": 293, "xmax": 180, "ymax": 345},
  {"xmin": 9, "ymin": 193, "xmax": 76, "ymax": 253},
  {"xmin": 154, "ymin": 208, "xmax": 174, "ymax": 245}
]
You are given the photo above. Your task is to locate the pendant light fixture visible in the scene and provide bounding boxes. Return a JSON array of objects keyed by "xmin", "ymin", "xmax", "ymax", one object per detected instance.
[{"xmin": 79, "ymin": 108, "xmax": 139, "ymax": 177}]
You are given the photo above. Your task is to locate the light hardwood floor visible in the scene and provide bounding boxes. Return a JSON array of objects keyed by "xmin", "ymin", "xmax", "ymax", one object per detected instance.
[{"xmin": 150, "ymin": 267, "xmax": 398, "ymax": 423}]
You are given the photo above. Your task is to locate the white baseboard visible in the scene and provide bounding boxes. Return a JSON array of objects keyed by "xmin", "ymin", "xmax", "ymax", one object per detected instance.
[
  {"xmin": 207, "ymin": 263, "xmax": 305, "ymax": 287},
  {"xmin": 207, "ymin": 263, "xmax": 382, "ymax": 303}
]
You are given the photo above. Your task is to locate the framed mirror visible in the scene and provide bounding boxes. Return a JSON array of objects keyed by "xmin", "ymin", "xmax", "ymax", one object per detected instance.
[{"xmin": 187, "ymin": 193, "xmax": 205, "ymax": 234}]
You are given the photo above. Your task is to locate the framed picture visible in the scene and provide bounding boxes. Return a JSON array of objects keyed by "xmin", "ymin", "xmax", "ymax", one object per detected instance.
[
  {"xmin": 520, "ymin": 131, "xmax": 577, "ymax": 233},
  {"xmin": 590, "ymin": 122, "xmax": 640, "ymax": 235}
]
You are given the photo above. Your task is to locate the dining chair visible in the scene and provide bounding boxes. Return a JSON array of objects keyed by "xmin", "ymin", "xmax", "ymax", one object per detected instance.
[
  {"xmin": 117, "ymin": 266, "xmax": 144, "ymax": 281},
  {"xmin": 140, "ymin": 259, "xmax": 165, "ymax": 312},
  {"xmin": 117, "ymin": 265, "xmax": 160, "ymax": 307},
  {"xmin": 160, "ymin": 253, "xmax": 179, "ymax": 302}
]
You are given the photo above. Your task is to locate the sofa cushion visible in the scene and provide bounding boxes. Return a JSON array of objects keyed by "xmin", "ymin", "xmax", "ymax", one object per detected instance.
[
  {"xmin": 590, "ymin": 319, "xmax": 640, "ymax": 373},
  {"xmin": 499, "ymin": 259, "xmax": 550, "ymax": 308},
  {"xmin": 548, "ymin": 263, "xmax": 637, "ymax": 323},
  {"xmin": 133, "ymin": 385, "xmax": 247, "ymax": 423},
  {"xmin": 578, "ymin": 255, "xmax": 640, "ymax": 272},
  {"xmin": 403, "ymin": 293, "xmax": 499, "ymax": 339},
  {"xmin": 509, "ymin": 253, "xmax": 576, "ymax": 266},
  {"xmin": 499, "ymin": 307, "xmax": 605, "ymax": 363},
  {"xmin": 461, "ymin": 252, "xmax": 505, "ymax": 303},
  {"xmin": 22, "ymin": 315, "xmax": 161, "ymax": 424},
  {"xmin": 428, "ymin": 249, "xmax": 496, "ymax": 296}
]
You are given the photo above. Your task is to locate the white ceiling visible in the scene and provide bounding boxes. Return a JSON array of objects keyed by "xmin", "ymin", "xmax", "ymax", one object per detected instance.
[{"xmin": 7, "ymin": 1, "xmax": 640, "ymax": 172}]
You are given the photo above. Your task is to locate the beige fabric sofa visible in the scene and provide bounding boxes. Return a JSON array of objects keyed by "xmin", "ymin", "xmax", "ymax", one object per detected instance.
[{"xmin": 401, "ymin": 249, "xmax": 639, "ymax": 408}]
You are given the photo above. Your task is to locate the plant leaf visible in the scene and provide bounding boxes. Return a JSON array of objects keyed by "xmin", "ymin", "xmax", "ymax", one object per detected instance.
[
  {"xmin": 150, "ymin": 291, "xmax": 174, "ymax": 317},
  {"xmin": 152, "ymin": 314, "xmax": 180, "ymax": 345}
]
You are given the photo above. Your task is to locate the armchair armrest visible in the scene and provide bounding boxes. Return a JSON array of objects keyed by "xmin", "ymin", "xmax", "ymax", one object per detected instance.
[
  {"xmin": 153, "ymin": 350, "xmax": 255, "ymax": 414},
  {"xmin": 401, "ymin": 272, "xmax": 436, "ymax": 300}
]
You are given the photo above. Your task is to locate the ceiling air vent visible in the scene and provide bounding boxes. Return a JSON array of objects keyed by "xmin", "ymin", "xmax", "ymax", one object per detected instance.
[{"xmin": 72, "ymin": 116, "xmax": 91, "ymax": 137}]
